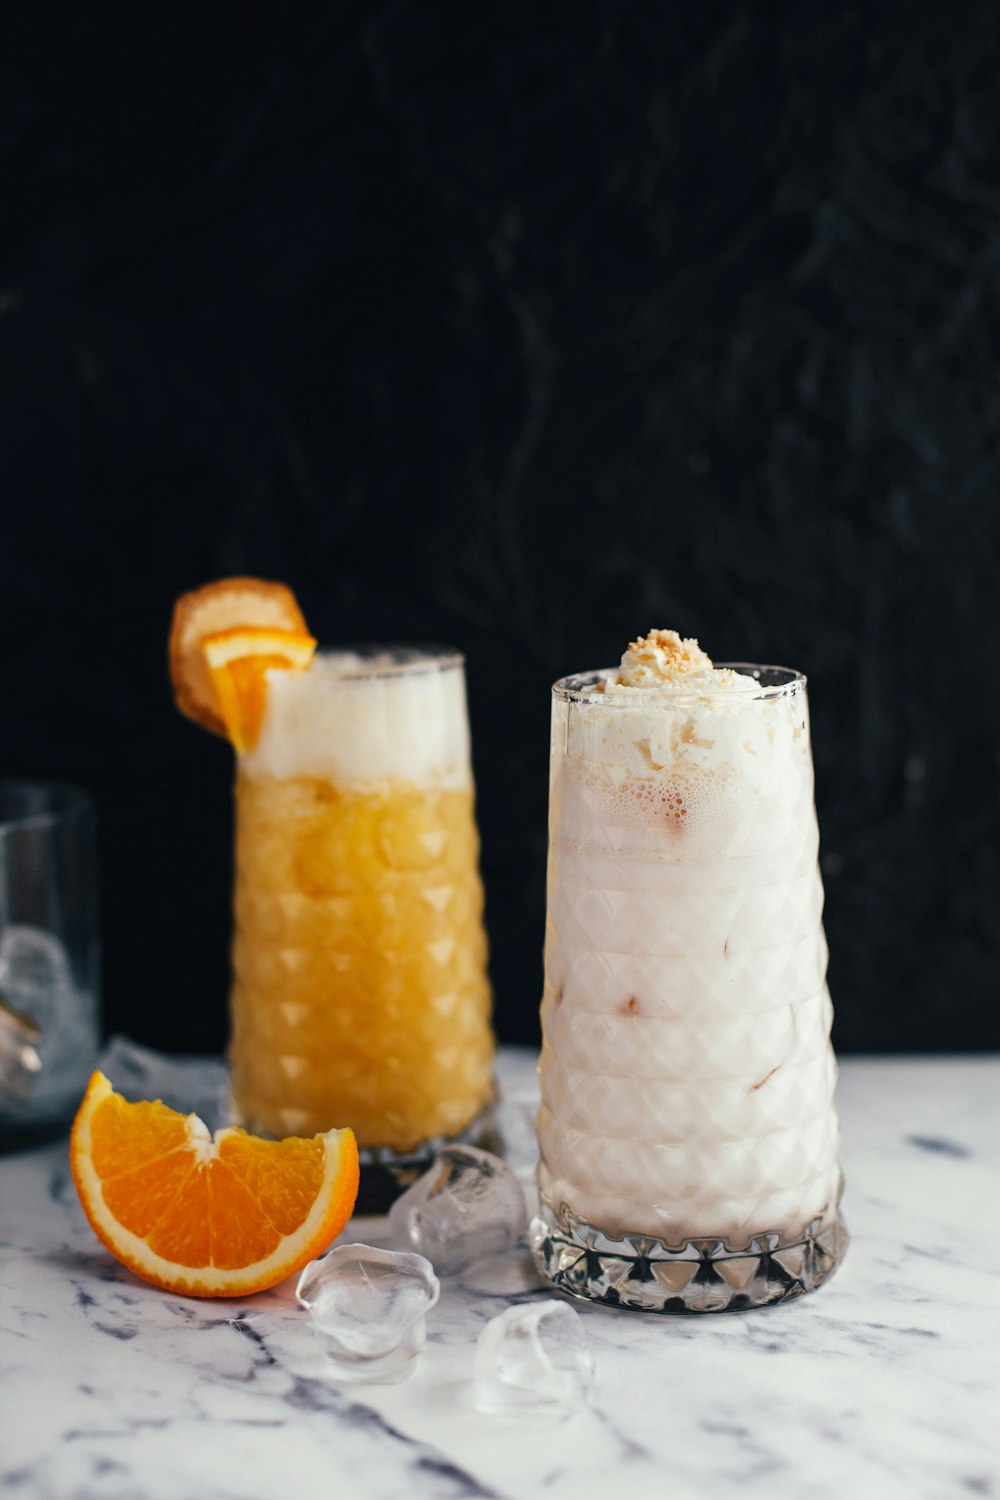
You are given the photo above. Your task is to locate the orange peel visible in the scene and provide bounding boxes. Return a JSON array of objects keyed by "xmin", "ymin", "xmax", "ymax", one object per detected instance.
[
  {"xmin": 169, "ymin": 577, "xmax": 309, "ymax": 738},
  {"xmin": 202, "ymin": 626, "xmax": 316, "ymax": 752}
]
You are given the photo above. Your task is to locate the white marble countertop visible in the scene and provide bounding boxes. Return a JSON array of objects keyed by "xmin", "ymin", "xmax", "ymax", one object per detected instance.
[{"xmin": 2, "ymin": 1047, "xmax": 998, "ymax": 1500}]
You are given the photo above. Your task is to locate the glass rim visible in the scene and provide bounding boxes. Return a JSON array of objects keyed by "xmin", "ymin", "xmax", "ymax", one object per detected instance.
[
  {"xmin": 308, "ymin": 644, "xmax": 465, "ymax": 681},
  {"xmin": 551, "ymin": 662, "xmax": 808, "ymax": 705},
  {"xmin": 0, "ymin": 778, "xmax": 96, "ymax": 834}
]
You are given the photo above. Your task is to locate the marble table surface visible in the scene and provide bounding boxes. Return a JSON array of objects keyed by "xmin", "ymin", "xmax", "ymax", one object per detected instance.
[{"xmin": 2, "ymin": 1045, "xmax": 998, "ymax": 1500}]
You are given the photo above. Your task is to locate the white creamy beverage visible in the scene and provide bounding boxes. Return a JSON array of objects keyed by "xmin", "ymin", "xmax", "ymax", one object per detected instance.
[{"xmin": 534, "ymin": 632, "xmax": 845, "ymax": 1305}]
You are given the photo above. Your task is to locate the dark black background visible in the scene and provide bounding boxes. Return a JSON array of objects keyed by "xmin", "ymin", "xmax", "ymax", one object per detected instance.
[{"xmin": 3, "ymin": 2, "xmax": 998, "ymax": 1056}]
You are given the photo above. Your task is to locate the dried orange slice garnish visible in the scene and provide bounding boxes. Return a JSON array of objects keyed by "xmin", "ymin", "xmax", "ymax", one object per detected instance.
[
  {"xmin": 202, "ymin": 627, "xmax": 317, "ymax": 753},
  {"xmin": 169, "ymin": 577, "xmax": 308, "ymax": 738},
  {"xmin": 70, "ymin": 1072, "xmax": 359, "ymax": 1299}
]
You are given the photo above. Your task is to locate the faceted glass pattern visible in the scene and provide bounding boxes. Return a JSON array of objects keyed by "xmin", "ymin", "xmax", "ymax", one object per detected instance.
[
  {"xmin": 532, "ymin": 666, "xmax": 848, "ymax": 1310},
  {"xmin": 230, "ymin": 777, "xmax": 494, "ymax": 1154},
  {"xmin": 227, "ymin": 652, "xmax": 495, "ymax": 1212},
  {"xmin": 530, "ymin": 1199, "xmax": 848, "ymax": 1314}
]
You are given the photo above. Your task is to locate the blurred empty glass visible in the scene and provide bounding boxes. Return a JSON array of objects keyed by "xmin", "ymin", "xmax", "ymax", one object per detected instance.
[{"xmin": 0, "ymin": 781, "xmax": 100, "ymax": 1145}]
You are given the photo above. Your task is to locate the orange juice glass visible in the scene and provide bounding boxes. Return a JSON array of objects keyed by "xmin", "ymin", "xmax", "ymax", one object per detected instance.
[{"xmin": 228, "ymin": 647, "xmax": 495, "ymax": 1209}]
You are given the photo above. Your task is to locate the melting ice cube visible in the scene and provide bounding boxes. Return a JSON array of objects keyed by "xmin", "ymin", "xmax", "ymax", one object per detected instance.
[
  {"xmin": 473, "ymin": 1300, "xmax": 595, "ymax": 1419},
  {"xmin": 388, "ymin": 1144, "xmax": 528, "ymax": 1275},
  {"xmin": 0, "ymin": 925, "xmax": 72, "ymax": 1029},
  {"xmin": 493, "ymin": 1099, "xmax": 540, "ymax": 1185},
  {"xmin": 296, "ymin": 1244, "xmax": 440, "ymax": 1384}
]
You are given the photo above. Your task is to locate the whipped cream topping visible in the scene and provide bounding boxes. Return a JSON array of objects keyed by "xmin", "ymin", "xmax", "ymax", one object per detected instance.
[
  {"xmin": 557, "ymin": 634, "xmax": 811, "ymax": 855},
  {"xmin": 616, "ymin": 629, "xmax": 713, "ymax": 686},
  {"xmin": 601, "ymin": 629, "xmax": 756, "ymax": 698}
]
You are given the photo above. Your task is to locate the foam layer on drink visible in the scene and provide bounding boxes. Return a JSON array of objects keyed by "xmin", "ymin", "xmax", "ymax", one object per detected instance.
[
  {"xmin": 558, "ymin": 631, "xmax": 811, "ymax": 859},
  {"xmin": 242, "ymin": 650, "xmax": 472, "ymax": 787},
  {"xmin": 537, "ymin": 631, "xmax": 841, "ymax": 1243}
]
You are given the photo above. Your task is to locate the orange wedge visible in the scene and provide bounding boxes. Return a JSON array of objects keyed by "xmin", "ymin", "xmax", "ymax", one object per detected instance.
[
  {"xmin": 70, "ymin": 1072, "xmax": 359, "ymax": 1299},
  {"xmin": 202, "ymin": 626, "xmax": 316, "ymax": 753},
  {"xmin": 169, "ymin": 577, "xmax": 308, "ymax": 738}
]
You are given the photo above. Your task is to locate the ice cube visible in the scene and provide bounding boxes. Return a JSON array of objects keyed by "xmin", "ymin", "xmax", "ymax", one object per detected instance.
[
  {"xmin": 296, "ymin": 1244, "xmax": 440, "ymax": 1384},
  {"xmin": 473, "ymin": 1301, "xmax": 595, "ymax": 1419},
  {"xmin": 493, "ymin": 1099, "xmax": 539, "ymax": 1185},
  {"xmin": 457, "ymin": 1249, "xmax": 548, "ymax": 1297},
  {"xmin": 0, "ymin": 925, "xmax": 72, "ymax": 1030},
  {"xmin": 388, "ymin": 1144, "xmax": 528, "ymax": 1274}
]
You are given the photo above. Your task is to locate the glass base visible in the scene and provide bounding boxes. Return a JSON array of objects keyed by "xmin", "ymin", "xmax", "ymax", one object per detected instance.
[
  {"xmin": 354, "ymin": 1104, "xmax": 502, "ymax": 1215},
  {"xmin": 529, "ymin": 1200, "xmax": 848, "ymax": 1314}
]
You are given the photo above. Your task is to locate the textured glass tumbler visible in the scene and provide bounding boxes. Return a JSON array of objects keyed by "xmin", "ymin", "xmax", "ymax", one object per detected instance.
[
  {"xmin": 530, "ymin": 666, "xmax": 847, "ymax": 1313},
  {"xmin": 227, "ymin": 646, "xmax": 496, "ymax": 1211},
  {"xmin": 0, "ymin": 781, "xmax": 100, "ymax": 1147}
]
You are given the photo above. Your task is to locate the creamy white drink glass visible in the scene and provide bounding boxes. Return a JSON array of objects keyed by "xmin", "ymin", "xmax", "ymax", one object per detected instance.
[{"xmin": 530, "ymin": 631, "xmax": 847, "ymax": 1312}]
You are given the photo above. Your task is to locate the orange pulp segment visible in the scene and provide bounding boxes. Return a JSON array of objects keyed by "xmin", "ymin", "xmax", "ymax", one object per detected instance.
[
  {"xmin": 201, "ymin": 627, "xmax": 317, "ymax": 753},
  {"xmin": 70, "ymin": 1071, "xmax": 358, "ymax": 1298},
  {"xmin": 169, "ymin": 577, "xmax": 309, "ymax": 738}
]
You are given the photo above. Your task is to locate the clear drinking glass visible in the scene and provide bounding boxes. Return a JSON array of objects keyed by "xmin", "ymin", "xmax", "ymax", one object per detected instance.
[
  {"xmin": 227, "ymin": 647, "xmax": 496, "ymax": 1210},
  {"xmin": 530, "ymin": 665, "xmax": 848, "ymax": 1312},
  {"xmin": 0, "ymin": 781, "xmax": 100, "ymax": 1147}
]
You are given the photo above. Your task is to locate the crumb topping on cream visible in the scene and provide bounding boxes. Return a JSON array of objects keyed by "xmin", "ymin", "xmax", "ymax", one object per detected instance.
[
  {"xmin": 615, "ymin": 630, "xmax": 714, "ymax": 687},
  {"xmin": 589, "ymin": 629, "xmax": 759, "ymax": 699}
]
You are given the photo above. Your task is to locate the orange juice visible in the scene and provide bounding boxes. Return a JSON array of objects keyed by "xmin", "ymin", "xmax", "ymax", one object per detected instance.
[{"xmin": 226, "ymin": 648, "xmax": 495, "ymax": 1175}]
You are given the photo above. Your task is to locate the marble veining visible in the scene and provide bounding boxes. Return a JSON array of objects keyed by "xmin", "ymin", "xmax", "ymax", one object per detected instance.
[{"xmin": 1, "ymin": 1048, "xmax": 999, "ymax": 1500}]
